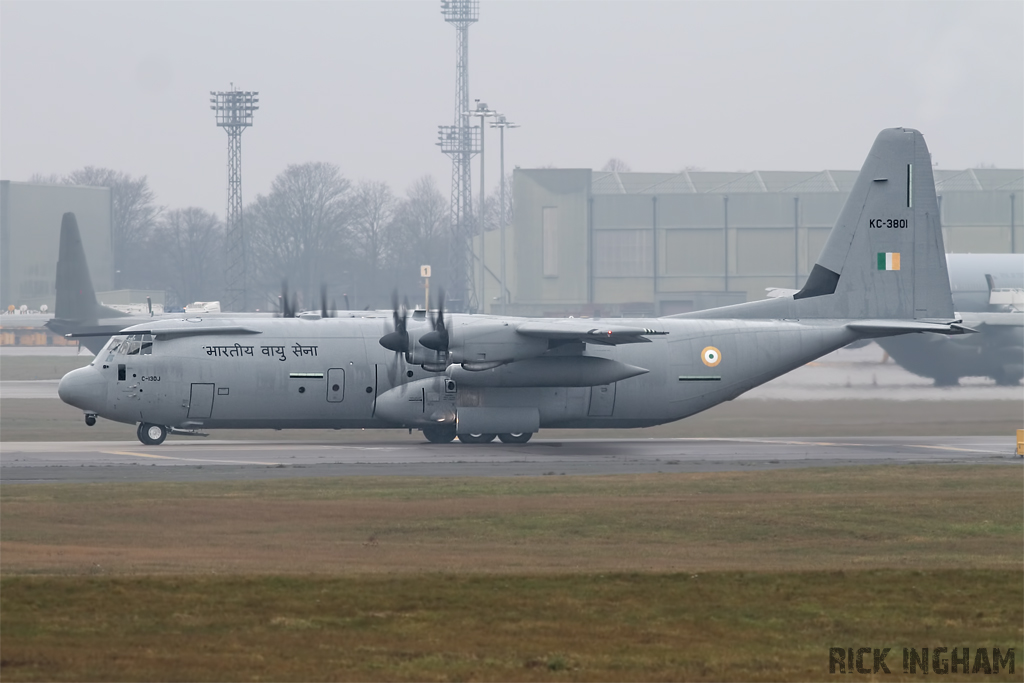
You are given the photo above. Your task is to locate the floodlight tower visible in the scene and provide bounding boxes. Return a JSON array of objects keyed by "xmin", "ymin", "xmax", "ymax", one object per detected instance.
[
  {"xmin": 438, "ymin": 0, "xmax": 480, "ymax": 312},
  {"xmin": 210, "ymin": 85, "xmax": 258, "ymax": 311}
]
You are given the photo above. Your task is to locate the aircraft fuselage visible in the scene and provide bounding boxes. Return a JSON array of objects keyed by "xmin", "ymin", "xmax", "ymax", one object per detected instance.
[{"xmin": 60, "ymin": 315, "xmax": 859, "ymax": 433}]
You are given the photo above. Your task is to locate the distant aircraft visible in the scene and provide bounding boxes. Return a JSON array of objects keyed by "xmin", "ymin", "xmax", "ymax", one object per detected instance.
[
  {"xmin": 38, "ymin": 213, "xmax": 331, "ymax": 353},
  {"xmin": 874, "ymin": 252, "xmax": 1022, "ymax": 386},
  {"xmin": 767, "ymin": 246, "xmax": 1023, "ymax": 387},
  {"xmin": 58, "ymin": 128, "xmax": 971, "ymax": 445}
]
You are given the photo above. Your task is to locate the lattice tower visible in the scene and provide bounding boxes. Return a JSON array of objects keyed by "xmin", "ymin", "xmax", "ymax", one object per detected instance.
[
  {"xmin": 210, "ymin": 86, "xmax": 258, "ymax": 312},
  {"xmin": 438, "ymin": 0, "xmax": 480, "ymax": 312}
]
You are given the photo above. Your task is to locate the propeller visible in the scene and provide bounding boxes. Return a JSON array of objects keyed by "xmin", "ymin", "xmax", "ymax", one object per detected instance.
[
  {"xmin": 379, "ymin": 291, "xmax": 410, "ymax": 353},
  {"xmin": 419, "ymin": 288, "xmax": 449, "ymax": 354},
  {"xmin": 320, "ymin": 284, "xmax": 335, "ymax": 318},
  {"xmin": 379, "ymin": 291, "xmax": 412, "ymax": 387},
  {"xmin": 277, "ymin": 280, "xmax": 299, "ymax": 318}
]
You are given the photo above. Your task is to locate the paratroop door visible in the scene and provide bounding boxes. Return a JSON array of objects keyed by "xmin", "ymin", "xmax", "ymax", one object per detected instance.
[{"xmin": 327, "ymin": 368, "xmax": 345, "ymax": 402}]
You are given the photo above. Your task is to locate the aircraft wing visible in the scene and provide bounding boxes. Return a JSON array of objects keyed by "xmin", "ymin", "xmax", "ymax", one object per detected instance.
[
  {"xmin": 516, "ymin": 321, "xmax": 668, "ymax": 345},
  {"xmin": 67, "ymin": 325, "xmax": 263, "ymax": 340}
]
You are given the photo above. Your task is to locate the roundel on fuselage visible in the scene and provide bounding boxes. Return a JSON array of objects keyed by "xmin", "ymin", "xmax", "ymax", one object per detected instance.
[{"xmin": 701, "ymin": 346, "xmax": 722, "ymax": 367}]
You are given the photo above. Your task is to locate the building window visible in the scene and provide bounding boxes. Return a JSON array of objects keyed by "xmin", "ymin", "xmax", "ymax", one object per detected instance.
[
  {"xmin": 542, "ymin": 206, "xmax": 558, "ymax": 277},
  {"xmin": 594, "ymin": 230, "xmax": 653, "ymax": 277}
]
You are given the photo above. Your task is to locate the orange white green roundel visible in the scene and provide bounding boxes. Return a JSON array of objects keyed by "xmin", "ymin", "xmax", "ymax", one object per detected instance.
[{"xmin": 701, "ymin": 346, "xmax": 722, "ymax": 367}]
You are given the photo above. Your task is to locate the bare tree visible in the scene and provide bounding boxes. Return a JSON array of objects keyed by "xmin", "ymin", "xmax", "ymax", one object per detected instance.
[
  {"xmin": 246, "ymin": 162, "xmax": 351, "ymax": 309},
  {"xmin": 149, "ymin": 208, "xmax": 223, "ymax": 307},
  {"xmin": 390, "ymin": 176, "xmax": 450, "ymax": 300},
  {"xmin": 601, "ymin": 158, "xmax": 632, "ymax": 173},
  {"xmin": 349, "ymin": 180, "xmax": 398, "ymax": 306},
  {"xmin": 63, "ymin": 167, "xmax": 161, "ymax": 288},
  {"xmin": 27, "ymin": 172, "xmax": 63, "ymax": 184}
]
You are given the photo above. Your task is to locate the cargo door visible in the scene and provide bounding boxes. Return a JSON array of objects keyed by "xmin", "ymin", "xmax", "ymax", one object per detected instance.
[
  {"xmin": 588, "ymin": 383, "xmax": 616, "ymax": 417},
  {"xmin": 187, "ymin": 383, "xmax": 215, "ymax": 419}
]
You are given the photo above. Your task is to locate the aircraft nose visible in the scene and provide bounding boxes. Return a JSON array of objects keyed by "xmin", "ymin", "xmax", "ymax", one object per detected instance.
[{"xmin": 58, "ymin": 366, "xmax": 108, "ymax": 412}]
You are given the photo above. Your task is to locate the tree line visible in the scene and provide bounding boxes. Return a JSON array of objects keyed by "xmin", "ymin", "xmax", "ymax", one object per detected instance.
[{"xmin": 32, "ymin": 164, "xmax": 513, "ymax": 312}]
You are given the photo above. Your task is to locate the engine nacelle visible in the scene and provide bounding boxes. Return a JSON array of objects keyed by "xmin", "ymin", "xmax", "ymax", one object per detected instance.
[
  {"xmin": 375, "ymin": 376, "xmax": 457, "ymax": 427},
  {"xmin": 445, "ymin": 319, "xmax": 548, "ymax": 365}
]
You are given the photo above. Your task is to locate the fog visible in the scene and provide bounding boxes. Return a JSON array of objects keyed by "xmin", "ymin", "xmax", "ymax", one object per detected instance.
[{"xmin": 2, "ymin": 1, "xmax": 1021, "ymax": 217}]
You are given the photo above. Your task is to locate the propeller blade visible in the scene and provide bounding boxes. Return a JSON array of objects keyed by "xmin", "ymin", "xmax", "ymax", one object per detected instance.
[
  {"xmin": 379, "ymin": 289, "xmax": 410, "ymax": 352},
  {"xmin": 420, "ymin": 288, "xmax": 449, "ymax": 353},
  {"xmin": 320, "ymin": 284, "xmax": 330, "ymax": 318},
  {"xmin": 280, "ymin": 280, "xmax": 296, "ymax": 318}
]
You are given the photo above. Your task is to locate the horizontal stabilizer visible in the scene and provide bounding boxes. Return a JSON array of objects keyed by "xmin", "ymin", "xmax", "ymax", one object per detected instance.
[{"xmin": 846, "ymin": 320, "xmax": 974, "ymax": 337}]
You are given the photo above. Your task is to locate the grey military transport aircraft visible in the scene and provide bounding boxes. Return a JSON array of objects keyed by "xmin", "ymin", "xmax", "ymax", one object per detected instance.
[{"xmin": 58, "ymin": 128, "xmax": 971, "ymax": 445}]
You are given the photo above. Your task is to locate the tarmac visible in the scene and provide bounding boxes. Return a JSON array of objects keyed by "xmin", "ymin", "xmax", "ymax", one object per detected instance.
[{"xmin": 1, "ymin": 435, "xmax": 1019, "ymax": 484}]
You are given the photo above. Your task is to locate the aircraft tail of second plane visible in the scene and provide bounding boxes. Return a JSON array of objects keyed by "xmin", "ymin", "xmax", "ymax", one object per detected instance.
[{"xmin": 52, "ymin": 212, "xmax": 129, "ymax": 324}]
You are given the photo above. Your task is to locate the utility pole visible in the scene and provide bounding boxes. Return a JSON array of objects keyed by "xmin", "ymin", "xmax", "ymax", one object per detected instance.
[
  {"xmin": 468, "ymin": 100, "xmax": 496, "ymax": 313},
  {"xmin": 490, "ymin": 115, "xmax": 519, "ymax": 315}
]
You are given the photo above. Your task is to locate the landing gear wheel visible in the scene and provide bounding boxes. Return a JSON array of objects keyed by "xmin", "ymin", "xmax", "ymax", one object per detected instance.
[
  {"xmin": 498, "ymin": 432, "xmax": 533, "ymax": 444},
  {"xmin": 458, "ymin": 433, "xmax": 496, "ymax": 444},
  {"xmin": 422, "ymin": 425, "xmax": 457, "ymax": 444},
  {"xmin": 137, "ymin": 422, "xmax": 167, "ymax": 446}
]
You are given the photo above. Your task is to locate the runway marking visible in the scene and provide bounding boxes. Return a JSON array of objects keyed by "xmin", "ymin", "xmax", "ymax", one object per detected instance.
[
  {"xmin": 103, "ymin": 450, "xmax": 281, "ymax": 466},
  {"xmin": 691, "ymin": 438, "xmax": 868, "ymax": 447},
  {"xmin": 906, "ymin": 444, "xmax": 1007, "ymax": 455}
]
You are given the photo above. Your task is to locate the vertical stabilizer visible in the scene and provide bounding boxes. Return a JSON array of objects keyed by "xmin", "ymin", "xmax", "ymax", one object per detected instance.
[
  {"xmin": 674, "ymin": 128, "xmax": 956, "ymax": 322},
  {"xmin": 793, "ymin": 127, "xmax": 954, "ymax": 319},
  {"xmin": 53, "ymin": 212, "xmax": 127, "ymax": 322}
]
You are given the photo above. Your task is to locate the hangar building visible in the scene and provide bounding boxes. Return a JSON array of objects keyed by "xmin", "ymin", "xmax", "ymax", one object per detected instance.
[
  {"xmin": 1, "ymin": 180, "xmax": 113, "ymax": 311},
  {"xmin": 483, "ymin": 167, "xmax": 1022, "ymax": 317}
]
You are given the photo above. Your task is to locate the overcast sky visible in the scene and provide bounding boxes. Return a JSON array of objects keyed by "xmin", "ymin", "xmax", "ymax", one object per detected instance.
[{"xmin": 2, "ymin": 1, "xmax": 1022, "ymax": 217}]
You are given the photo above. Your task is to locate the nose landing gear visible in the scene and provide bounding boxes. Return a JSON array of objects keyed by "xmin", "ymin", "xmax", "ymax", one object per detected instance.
[
  {"xmin": 84, "ymin": 413, "xmax": 97, "ymax": 426},
  {"xmin": 137, "ymin": 422, "xmax": 168, "ymax": 446}
]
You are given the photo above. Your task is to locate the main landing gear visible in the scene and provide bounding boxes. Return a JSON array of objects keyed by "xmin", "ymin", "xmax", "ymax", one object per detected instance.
[
  {"xmin": 137, "ymin": 422, "xmax": 168, "ymax": 446},
  {"xmin": 458, "ymin": 433, "xmax": 496, "ymax": 444},
  {"xmin": 421, "ymin": 428, "xmax": 534, "ymax": 444},
  {"xmin": 497, "ymin": 432, "xmax": 532, "ymax": 444},
  {"xmin": 422, "ymin": 425, "xmax": 457, "ymax": 443}
]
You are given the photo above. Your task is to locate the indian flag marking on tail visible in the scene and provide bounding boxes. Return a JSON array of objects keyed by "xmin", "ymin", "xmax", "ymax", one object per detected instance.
[{"xmin": 877, "ymin": 252, "xmax": 900, "ymax": 271}]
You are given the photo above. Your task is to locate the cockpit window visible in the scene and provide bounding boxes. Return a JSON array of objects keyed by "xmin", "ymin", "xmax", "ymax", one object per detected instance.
[{"xmin": 115, "ymin": 334, "xmax": 154, "ymax": 356}]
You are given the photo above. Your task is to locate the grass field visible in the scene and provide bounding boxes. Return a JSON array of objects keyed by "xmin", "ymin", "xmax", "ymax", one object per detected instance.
[
  {"xmin": 3, "ymin": 467, "xmax": 1021, "ymax": 575},
  {"xmin": 1, "ymin": 466, "xmax": 1022, "ymax": 680},
  {"xmin": 3, "ymin": 571, "xmax": 1020, "ymax": 682},
  {"xmin": 3, "ymin": 397, "xmax": 1022, "ymax": 441}
]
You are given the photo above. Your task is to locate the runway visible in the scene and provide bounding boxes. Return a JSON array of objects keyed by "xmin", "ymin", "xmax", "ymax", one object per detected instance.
[{"xmin": 1, "ymin": 435, "xmax": 1018, "ymax": 484}]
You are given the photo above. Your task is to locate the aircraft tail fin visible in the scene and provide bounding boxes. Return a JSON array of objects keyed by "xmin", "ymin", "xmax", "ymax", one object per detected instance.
[
  {"xmin": 53, "ymin": 212, "xmax": 128, "ymax": 322},
  {"xmin": 792, "ymin": 127, "xmax": 954, "ymax": 319},
  {"xmin": 673, "ymin": 128, "xmax": 955, "ymax": 322}
]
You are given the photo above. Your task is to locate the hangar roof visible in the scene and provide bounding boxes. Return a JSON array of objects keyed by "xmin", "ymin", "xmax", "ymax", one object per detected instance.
[{"xmin": 590, "ymin": 168, "xmax": 1023, "ymax": 195}]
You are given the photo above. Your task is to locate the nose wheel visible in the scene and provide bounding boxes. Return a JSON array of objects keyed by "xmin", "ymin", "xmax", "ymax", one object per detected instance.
[{"xmin": 137, "ymin": 422, "xmax": 168, "ymax": 446}]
